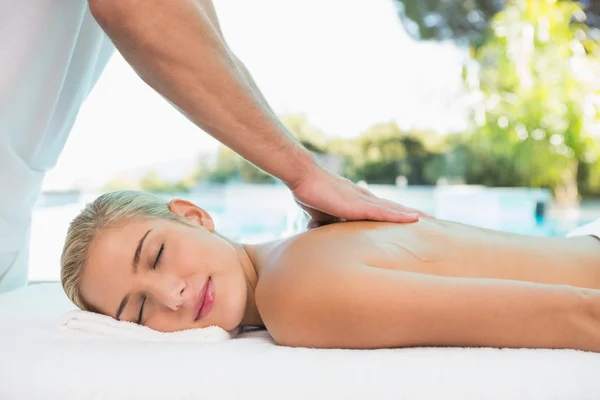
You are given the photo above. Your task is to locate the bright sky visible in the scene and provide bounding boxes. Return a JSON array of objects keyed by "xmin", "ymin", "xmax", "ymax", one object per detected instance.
[{"xmin": 43, "ymin": 0, "xmax": 468, "ymax": 191}]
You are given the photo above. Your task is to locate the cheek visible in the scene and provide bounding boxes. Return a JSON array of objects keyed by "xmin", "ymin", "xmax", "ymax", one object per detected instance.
[
  {"xmin": 168, "ymin": 240, "xmax": 234, "ymax": 279},
  {"xmin": 146, "ymin": 313, "xmax": 183, "ymax": 333},
  {"xmin": 169, "ymin": 239, "xmax": 206, "ymax": 274},
  {"xmin": 202, "ymin": 239, "xmax": 239, "ymax": 274}
]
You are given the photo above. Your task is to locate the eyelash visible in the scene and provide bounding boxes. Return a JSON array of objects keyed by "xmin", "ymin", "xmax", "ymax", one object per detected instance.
[
  {"xmin": 153, "ymin": 243, "xmax": 165, "ymax": 270},
  {"xmin": 137, "ymin": 295, "xmax": 146, "ymax": 325}
]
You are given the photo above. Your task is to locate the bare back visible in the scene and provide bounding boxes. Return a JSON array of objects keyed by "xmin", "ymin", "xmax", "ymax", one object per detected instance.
[
  {"xmin": 253, "ymin": 219, "xmax": 600, "ymax": 350},
  {"xmin": 263, "ymin": 218, "xmax": 600, "ymax": 292}
]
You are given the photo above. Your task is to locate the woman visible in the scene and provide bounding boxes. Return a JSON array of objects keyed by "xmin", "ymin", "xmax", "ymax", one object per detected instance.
[{"xmin": 61, "ymin": 190, "xmax": 600, "ymax": 352}]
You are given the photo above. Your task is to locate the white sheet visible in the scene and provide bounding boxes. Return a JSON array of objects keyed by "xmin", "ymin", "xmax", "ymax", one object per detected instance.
[
  {"xmin": 567, "ymin": 217, "xmax": 600, "ymax": 239},
  {"xmin": 2, "ymin": 283, "xmax": 600, "ymax": 400}
]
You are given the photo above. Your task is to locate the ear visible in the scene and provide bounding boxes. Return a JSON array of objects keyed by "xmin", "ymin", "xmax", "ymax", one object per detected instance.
[{"xmin": 168, "ymin": 199, "xmax": 215, "ymax": 232}]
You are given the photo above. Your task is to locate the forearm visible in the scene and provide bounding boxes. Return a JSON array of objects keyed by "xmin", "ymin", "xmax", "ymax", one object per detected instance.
[
  {"xmin": 416, "ymin": 279, "xmax": 598, "ymax": 351},
  {"xmin": 89, "ymin": 0, "xmax": 317, "ymax": 186},
  {"xmin": 232, "ymin": 56, "xmax": 277, "ymax": 117},
  {"xmin": 393, "ymin": 275, "xmax": 600, "ymax": 351}
]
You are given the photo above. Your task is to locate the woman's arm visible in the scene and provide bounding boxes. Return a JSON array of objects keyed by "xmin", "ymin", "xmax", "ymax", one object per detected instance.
[{"xmin": 264, "ymin": 264, "xmax": 600, "ymax": 351}]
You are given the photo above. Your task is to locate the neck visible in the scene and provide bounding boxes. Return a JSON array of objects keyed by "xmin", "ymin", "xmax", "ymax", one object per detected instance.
[{"xmin": 231, "ymin": 241, "xmax": 268, "ymax": 326}]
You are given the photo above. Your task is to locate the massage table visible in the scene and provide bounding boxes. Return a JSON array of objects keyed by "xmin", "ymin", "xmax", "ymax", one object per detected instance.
[{"xmin": 1, "ymin": 282, "xmax": 600, "ymax": 399}]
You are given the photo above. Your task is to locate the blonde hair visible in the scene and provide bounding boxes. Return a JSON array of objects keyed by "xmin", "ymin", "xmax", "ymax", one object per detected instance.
[{"xmin": 60, "ymin": 190, "xmax": 182, "ymax": 311}]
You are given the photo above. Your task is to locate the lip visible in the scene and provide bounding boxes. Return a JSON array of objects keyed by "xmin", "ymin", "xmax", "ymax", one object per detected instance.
[{"xmin": 193, "ymin": 278, "xmax": 214, "ymax": 321}]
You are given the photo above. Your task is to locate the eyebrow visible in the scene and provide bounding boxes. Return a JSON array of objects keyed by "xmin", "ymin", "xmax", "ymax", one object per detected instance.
[
  {"xmin": 115, "ymin": 228, "xmax": 152, "ymax": 321},
  {"xmin": 133, "ymin": 229, "xmax": 152, "ymax": 273}
]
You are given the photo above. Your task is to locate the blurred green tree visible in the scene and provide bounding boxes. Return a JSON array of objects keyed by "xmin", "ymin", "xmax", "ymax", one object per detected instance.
[
  {"xmin": 463, "ymin": 0, "xmax": 600, "ymax": 203},
  {"xmin": 238, "ymin": 159, "xmax": 275, "ymax": 184},
  {"xmin": 328, "ymin": 121, "xmax": 438, "ymax": 184},
  {"xmin": 193, "ymin": 113, "xmax": 326, "ymax": 185},
  {"xmin": 393, "ymin": 0, "xmax": 600, "ymax": 47},
  {"xmin": 138, "ymin": 171, "xmax": 193, "ymax": 193},
  {"xmin": 140, "ymin": 172, "xmax": 170, "ymax": 192},
  {"xmin": 203, "ymin": 146, "xmax": 275, "ymax": 184},
  {"xmin": 279, "ymin": 113, "xmax": 328, "ymax": 153}
]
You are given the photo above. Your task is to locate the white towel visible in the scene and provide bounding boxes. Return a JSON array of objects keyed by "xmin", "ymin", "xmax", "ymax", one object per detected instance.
[
  {"xmin": 57, "ymin": 309, "xmax": 238, "ymax": 342},
  {"xmin": 566, "ymin": 217, "xmax": 600, "ymax": 239}
]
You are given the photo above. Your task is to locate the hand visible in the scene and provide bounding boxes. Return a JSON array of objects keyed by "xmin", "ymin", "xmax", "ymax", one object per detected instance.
[{"xmin": 289, "ymin": 167, "xmax": 433, "ymax": 229}]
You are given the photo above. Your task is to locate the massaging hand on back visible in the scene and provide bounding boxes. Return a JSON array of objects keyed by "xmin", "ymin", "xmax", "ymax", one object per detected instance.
[{"xmin": 290, "ymin": 167, "xmax": 432, "ymax": 229}]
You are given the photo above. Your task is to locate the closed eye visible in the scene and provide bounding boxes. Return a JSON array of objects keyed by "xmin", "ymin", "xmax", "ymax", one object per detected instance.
[
  {"xmin": 153, "ymin": 243, "xmax": 164, "ymax": 270},
  {"xmin": 137, "ymin": 295, "xmax": 147, "ymax": 325}
]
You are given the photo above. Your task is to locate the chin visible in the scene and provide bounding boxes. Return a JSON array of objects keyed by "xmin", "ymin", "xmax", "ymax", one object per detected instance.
[
  {"xmin": 221, "ymin": 300, "xmax": 246, "ymax": 331},
  {"xmin": 220, "ymin": 319, "xmax": 241, "ymax": 332},
  {"xmin": 221, "ymin": 293, "xmax": 247, "ymax": 331}
]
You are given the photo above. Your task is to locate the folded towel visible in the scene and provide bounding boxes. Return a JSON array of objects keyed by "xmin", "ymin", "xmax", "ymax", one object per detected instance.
[
  {"xmin": 566, "ymin": 217, "xmax": 600, "ymax": 239},
  {"xmin": 57, "ymin": 310, "xmax": 237, "ymax": 342}
]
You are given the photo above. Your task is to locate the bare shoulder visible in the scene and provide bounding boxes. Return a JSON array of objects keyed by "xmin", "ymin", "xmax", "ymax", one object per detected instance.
[
  {"xmin": 254, "ymin": 220, "xmax": 433, "ymax": 347},
  {"xmin": 254, "ymin": 226, "xmax": 364, "ymax": 344}
]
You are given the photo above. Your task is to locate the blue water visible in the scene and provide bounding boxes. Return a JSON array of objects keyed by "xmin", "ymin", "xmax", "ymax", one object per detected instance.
[
  {"xmin": 498, "ymin": 216, "xmax": 591, "ymax": 238},
  {"xmin": 209, "ymin": 209, "xmax": 587, "ymax": 241}
]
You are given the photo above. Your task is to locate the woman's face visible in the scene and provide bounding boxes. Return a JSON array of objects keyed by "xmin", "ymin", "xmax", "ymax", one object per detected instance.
[{"xmin": 78, "ymin": 200, "xmax": 248, "ymax": 332}]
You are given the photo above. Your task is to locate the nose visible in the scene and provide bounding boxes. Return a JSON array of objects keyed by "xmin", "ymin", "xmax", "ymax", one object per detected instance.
[{"xmin": 152, "ymin": 276, "xmax": 188, "ymax": 311}]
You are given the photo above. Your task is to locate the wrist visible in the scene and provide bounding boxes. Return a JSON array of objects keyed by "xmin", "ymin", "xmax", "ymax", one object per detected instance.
[{"xmin": 283, "ymin": 149, "xmax": 323, "ymax": 190}]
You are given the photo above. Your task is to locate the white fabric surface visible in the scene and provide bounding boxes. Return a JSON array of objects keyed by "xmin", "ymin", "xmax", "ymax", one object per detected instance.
[
  {"xmin": 58, "ymin": 309, "xmax": 237, "ymax": 342},
  {"xmin": 1, "ymin": 283, "xmax": 600, "ymax": 400},
  {"xmin": 566, "ymin": 218, "xmax": 600, "ymax": 239}
]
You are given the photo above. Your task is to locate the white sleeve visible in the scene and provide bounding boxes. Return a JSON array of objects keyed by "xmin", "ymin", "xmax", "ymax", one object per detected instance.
[{"xmin": 0, "ymin": 248, "xmax": 29, "ymax": 293}]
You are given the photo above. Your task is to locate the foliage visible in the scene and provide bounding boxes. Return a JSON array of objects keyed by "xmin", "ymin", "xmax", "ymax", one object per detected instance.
[
  {"xmin": 101, "ymin": 1, "xmax": 600, "ymax": 199},
  {"xmin": 463, "ymin": 0, "xmax": 600, "ymax": 201},
  {"xmin": 279, "ymin": 113, "xmax": 329, "ymax": 153},
  {"xmin": 139, "ymin": 171, "xmax": 196, "ymax": 193},
  {"xmin": 203, "ymin": 146, "xmax": 275, "ymax": 184},
  {"xmin": 328, "ymin": 122, "xmax": 439, "ymax": 184},
  {"xmin": 238, "ymin": 159, "xmax": 275, "ymax": 184},
  {"xmin": 198, "ymin": 113, "xmax": 326, "ymax": 185},
  {"xmin": 393, "ymin": 0, "xmax": 600, "ymax": 47}
]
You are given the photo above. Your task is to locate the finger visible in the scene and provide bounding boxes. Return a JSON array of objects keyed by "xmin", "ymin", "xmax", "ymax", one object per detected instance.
[
  {"xmin": 374, "ymin": 197, "xmax": 434, "ymax": 219},
  {"xmin": 387, "ymin": 203, "xmax": 433, "ymax": 219},
  {"xmin": 416, "ymin": 210, "xmax": 435, "ymax": 218},
  {"xmin": 363, "ymin": 202, "xmax": 419, "ymax": 223}
]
